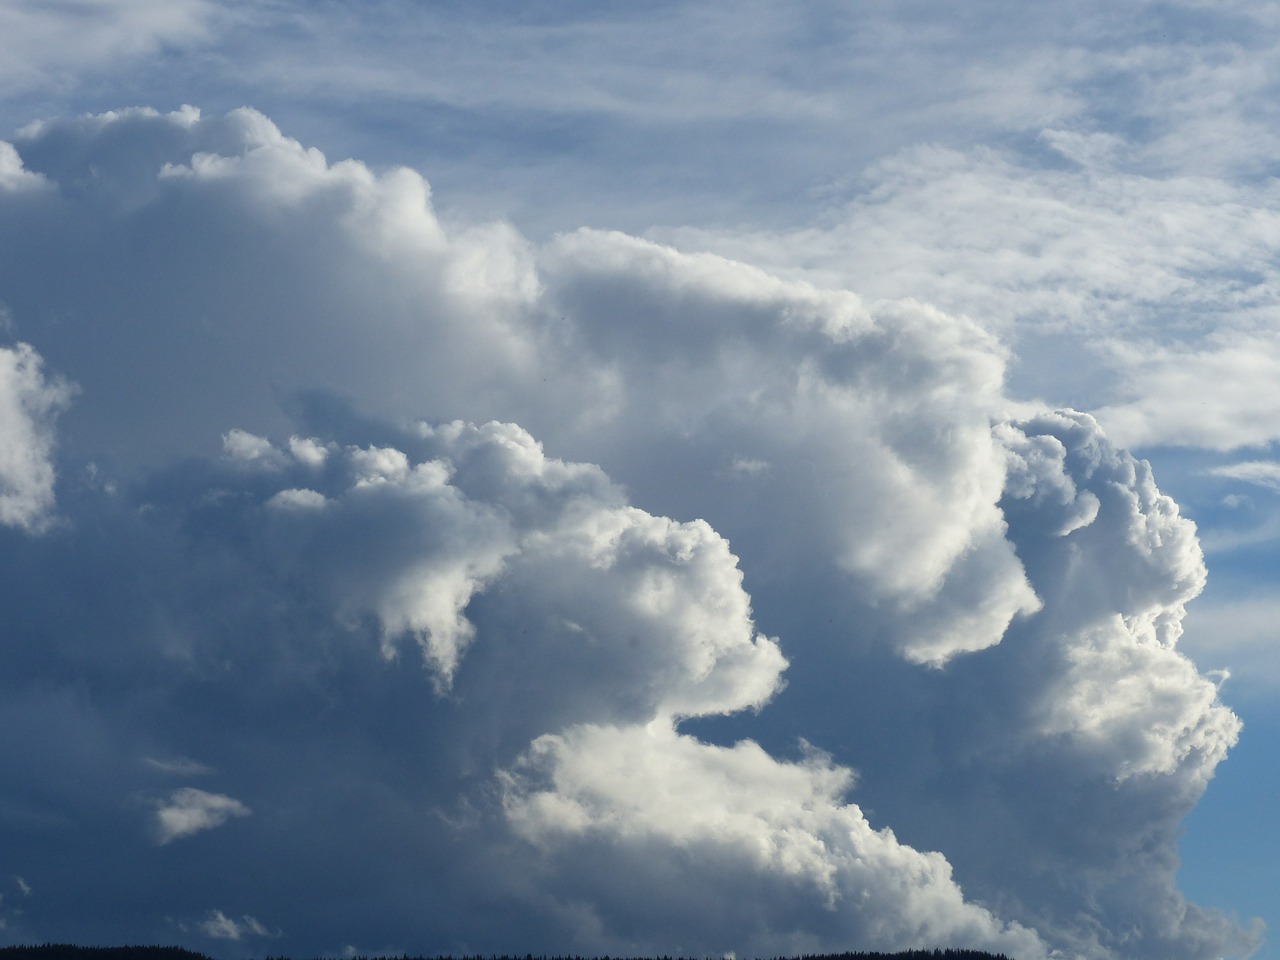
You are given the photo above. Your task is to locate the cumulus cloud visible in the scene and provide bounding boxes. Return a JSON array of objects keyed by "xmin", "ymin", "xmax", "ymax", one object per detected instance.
[
  {"xmin": 154, "ymin": 788, "xmax": 251, "ymax": 845},
  {"xmin": 913, "ymin": 411, "xmax": 1249, "ymax": 958},
  {"xmin": 198, "ymin": 421, "xmax": 787, "ymax": 721},
  {"xmin": 538, "ymin": 228, "xmax": 1040, "ymax": 664},
  {"xmin": 113, "ymin": 414, "xmax": 1039, "ymax": 956},
  {"xmin": 0, "ymin": 105, "xmax": 1253, "ymax": 960},
  {"xmin": 502, "ymin": 722, "xmax": 1047, "ymax": 959}
]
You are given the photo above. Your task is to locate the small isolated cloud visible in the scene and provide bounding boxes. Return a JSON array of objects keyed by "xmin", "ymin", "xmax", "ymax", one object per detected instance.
[
  {"xmin": 198, "ymin": 909, "xmax": 273, "ymax": 941},
  {"xmin": 14, "ymin": 877, "xmax": 29, "ymax": 897},
  {"xmin": 154, "ymin": 787, "xmax": 250, "ymax": 844}
]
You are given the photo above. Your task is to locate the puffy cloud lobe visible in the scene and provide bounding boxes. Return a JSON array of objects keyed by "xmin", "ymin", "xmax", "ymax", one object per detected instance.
[
  {"xmin": 0, "ymin": 342, "xmax": 74, "ymax": 532},
  {"xmin": 224, "ymin": 421, "xmax": 787, "ymax": 722},
  {"xmin": 894, "ymin": 410, "xmax": 1249, "ymax": 958},
  {"xmin": 501, "ymin": 723, "xmax": 1048, "ymax": 960},
  {"xmin": 540, "ymin": 230, "xmax": 1041, "ymax": 664},
  {"xmin": 154, "ymin": 787, "xmax": 251, "ymax": 845},
  {"xmin": 0, "ymin": 142, "xmax": 47, "ymax": 193},
  {"xmin": 1008, "ymin": 415, "xmax": 1228, "ymax": 776},
  {"xmin": 223, "ymin": 427, "xmax": 289, "ymax": 469}
]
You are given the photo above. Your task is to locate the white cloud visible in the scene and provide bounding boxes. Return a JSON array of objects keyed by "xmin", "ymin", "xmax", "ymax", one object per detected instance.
[
  {"xmin": 0, "ymin": 142, "xmax": 47, "ymax": 193},
  {"xmin": 223, "ymin": 428, "xmax": 289, "ymax": 468},
  {"xmin": 0, "ymin": 342, "xmax": 74, "ymax": 532},
  {"xmin": 947, "ymin": 410, "xmax": 1251, "ymax": 957},
  {"xmin": 503, "ymin": 722, "xmax": 1048, "ymax": 959},
  {"xmin": 154, "ymin": 787, "xmax": 250, "ymax": 844},
  {"xmin": 287, "ymin": 435, "xmax": 330, "ymax": 468},
  {"xmin": 1000, "ymin": 411, "xmax": 1224, "ymax": 774},
  {"xmin": 539, "ymin": 228, "xmax": 1040, "ymax": 663},
  {"xmin": 1094, "ymin": 337, "xmax": 1280, "ymax": 451},
  {"xmin": 226, "ymin": 420, "xmax": 787, "ymax": 717},
  {"xmin": 267, "ymin": 487, "xmax": 327, "ymax": 511},
  {"xmin": 198, "ymin": 909, "xmax": 273, "ymax": 941}
]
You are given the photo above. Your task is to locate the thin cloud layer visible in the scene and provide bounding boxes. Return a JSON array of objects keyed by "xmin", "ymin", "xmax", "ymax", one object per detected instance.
[
  {"xmin": 0, "ymin": 1, "xmax": 219, "ymax": 92},
  {"xmin": 0, "ymin": 106, "xmax": 1254, "ymax": 959}
]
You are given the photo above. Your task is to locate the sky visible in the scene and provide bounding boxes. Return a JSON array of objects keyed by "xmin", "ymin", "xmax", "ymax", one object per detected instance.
[{"xmin": 0, "ymin": 2, "xmax": 1276, "ymax": 959}]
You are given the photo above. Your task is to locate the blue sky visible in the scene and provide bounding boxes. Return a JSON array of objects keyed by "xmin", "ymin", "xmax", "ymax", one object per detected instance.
[{"xmin": 0, "ymin": 2, "xmax": 1276, "ymax": 959}]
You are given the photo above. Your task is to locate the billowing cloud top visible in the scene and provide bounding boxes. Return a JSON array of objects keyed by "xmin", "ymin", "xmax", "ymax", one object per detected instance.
[{"xmin": 0, "ymin": 106, "xmax": 1255, "ymax": 960}]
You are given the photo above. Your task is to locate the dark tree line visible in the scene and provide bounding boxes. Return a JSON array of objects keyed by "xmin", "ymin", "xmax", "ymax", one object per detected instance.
[
  {"xmin": 0, "ymin": 948, "xmax": 214, "ymax": 960},
  {"xmin": 1, "ymin": 947, "xmax": 1015, "ymax": 960}
]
